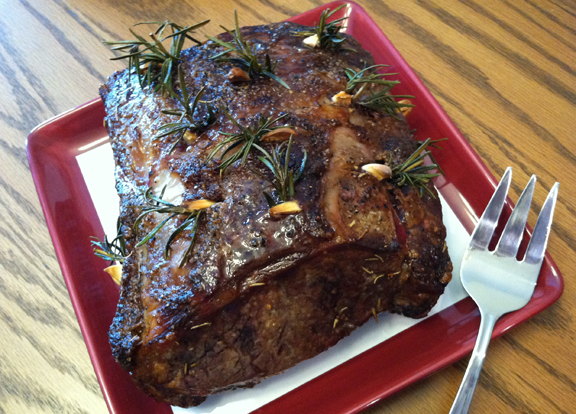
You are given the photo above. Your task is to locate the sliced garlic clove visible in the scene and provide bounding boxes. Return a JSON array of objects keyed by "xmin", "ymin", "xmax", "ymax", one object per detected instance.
[
  {"xmin": 331, "ymin": 91, "xmax": 352, "ymax": 107},
  {"xmin": 361, "ymin": 163, "xmax": 392, "ymax": 181},
  {"xmin": 262, "ymin": 127, "xmax": 297, "ymax": 141},
  {"xmin": 227, "ymin": 67, "xmax": 251, "ymax": 83},
  {"xmin": 184, "ymin": 199, "xmax": 216, "ymax": 210},
  {"xmin": 183, "ymin": 130, "xmax": 197, "ymax": 144},
  {"xmin": 269, "ymin": 201, "xmax": 302, "ymax": 218},
  {"xmin": 398, "ymin": 99, "xmax": 413, "ymax": 117},
  {"xmin": 104, "ymin": 264, "xmax": 122, "ymax": 285},
  {"xmin": 303, "ymin": 34, "xmax": 319, "ymax": 48}
]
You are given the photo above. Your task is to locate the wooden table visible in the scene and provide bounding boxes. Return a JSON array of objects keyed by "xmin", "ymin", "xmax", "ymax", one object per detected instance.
[{"xmin": 1, "ymin": 0, "xmax": 574, "ymax": 412}]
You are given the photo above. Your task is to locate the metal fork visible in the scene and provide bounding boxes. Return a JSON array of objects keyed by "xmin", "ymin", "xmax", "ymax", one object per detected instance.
[{"xmin": 449, "ymin": 167, "xmax": 559, "ymax": 414}]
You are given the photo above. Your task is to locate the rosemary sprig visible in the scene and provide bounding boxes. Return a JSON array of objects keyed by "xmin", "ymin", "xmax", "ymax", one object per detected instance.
[
  {"xmin": 391, "ymin": 138, "xmax": 447, "ymax": 196},
  {"xmin": 343, "ymin": 65, "xmax": 414, "ymax": 119},
  {"xmin": 254, "ymin": 135, "xmax": 307, "ymax": 206},
  {"xmin": 295, "ymin": 4, "xmax": 353, "ymax": 51},
  {"xmin": 91, "ymin": 218, "xmax": 127, "ymax": 264},
  {"xmin": 133, "ymin": 187, "xmax": 209, "ymax": 267},
  {"xmin": 345, "ymin": 64, "xmax": 400, "ymax": 97},
  {"xmin": 207, "ymin": 11, "xmax": 290, "ymax": 89},
  {"xmin": 205, "ymin": 111, "xmax": 289, "ymax": 172},
  {"xmin": 155, "ymin": 66, "xmax": 216, "ymax": 153},
  {"xmin": 104, "ymin": 20, "xmax": 209, "ymax": 92},
  {"xmin": 356, "ymin": 84, "xmax": 415, "ymax": 119}
]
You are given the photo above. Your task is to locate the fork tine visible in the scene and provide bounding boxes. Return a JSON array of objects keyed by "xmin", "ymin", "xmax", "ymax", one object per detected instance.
[
  {"xmin": 524, "ymin": 182, "xmax": 559, "ymax": 265},
  {"xmin": 469, "ymin": 167, "xmax": 512, "ymax": 250},
  {"xmin": 494, "ymin": 175, "xmax": 537, "ymax": 257}
]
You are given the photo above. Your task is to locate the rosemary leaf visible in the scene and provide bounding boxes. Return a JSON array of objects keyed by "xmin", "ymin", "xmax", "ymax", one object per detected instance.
[
  {"xmin": 207, "ymin": 11, "xmax": 290, "ymax": 89},
  {"xmin": 390, "ymin": 138, "xmax": 447, "ymax": 197},
  {"xmin": 179, "ymin": 211, "xmax": 203, "ymax": 267},
  {"xmin": 165, "ymin": 214, "xmax": 196, "ymax": 259},
  {"xmin": 339, "ymin": 64, "xmax": 416, "ymax": 119},
  {"xmin": 294, "ymin": 5, "xmax": 354, "ymax": 52},
  {"xmin": 205, "ymin": 111, "xmax": 289, "ymax": 172},
  {"xmin": 104, "ymin": 20, "xmax": 209, "ymax": 92},
  {"xmin": 133, "ymin": 187, "xmax": 213, "ymax": 266},
  {"xmin": 356, "ymin": 86, "xmax": 415, "ymax": 120},
  {"xmin": 153, "ymin": 66, "xmax": 216, "ymax": 153},
  {"xmin": 136, "ymin": 213, "xmax": 176, "ymax": 247},
  {"xmin": 91, "ymin": 218, "xmax": 128, "ymax": 264},
  {"xmin": 344, "ymin": 64, "xmax": 400, "ymax": 94},
  {"xmin": 254, "ymin": 135, "xmax": 307, "ymax": 206}
]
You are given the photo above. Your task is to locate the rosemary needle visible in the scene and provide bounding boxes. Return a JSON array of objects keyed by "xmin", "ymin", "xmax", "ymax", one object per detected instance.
[
  {"xmin": 154, "ymin": 66, "xmax": 216, "ymax": 153},
  {"xmin": 254, "ymin": 135, "xmax": 307, "ymax": 206},
  {"xmin": 133, "ymin": 187, "xmax": 212, "ymax": 267},
  {"xmin": 356, "ymin": 86, "xmax": 415, "ymax": 119},
  {"xmin": 205, "ymin": 111, "xmax": 290, "ymax": 172},
  {"xmin": 207, "ymin": 11, "xmax": 290, "ymax": 89},
  {"xmin": 390, "ymin": 138, "xmax": 447, "ymax": 197},
  {"xmin": 294, "ymin": 4, "xmax": 354, "ymax": 51},
  {"xmin": 344, "ymin": 64, "xmax": 400, "ymax": 95},
  {"xmin": 91, "ymin": 218, "xmax": 128, "ymax": 265},
  {"xmin": 104, "ymin": 20, "xmax": 209, "ymax": 93}
]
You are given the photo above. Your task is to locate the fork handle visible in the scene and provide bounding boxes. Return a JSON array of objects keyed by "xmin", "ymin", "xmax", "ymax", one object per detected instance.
[{"xmin": 449, "ymin": 312, "xmax": 497, "ymax": 414}]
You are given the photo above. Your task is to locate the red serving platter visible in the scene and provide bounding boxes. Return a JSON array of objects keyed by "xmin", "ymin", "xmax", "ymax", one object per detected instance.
[{"xmin": 26, "ymin": 2, "xmax": 563, "ymax": 413}]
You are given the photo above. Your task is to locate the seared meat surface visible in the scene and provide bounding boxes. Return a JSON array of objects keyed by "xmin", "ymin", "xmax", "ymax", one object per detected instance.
[{"xmin": 100, "ymin": 21, "xmax": 452, "ymax": 407}]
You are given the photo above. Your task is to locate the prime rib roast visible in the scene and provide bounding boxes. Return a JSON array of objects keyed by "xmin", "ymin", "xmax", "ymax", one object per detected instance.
[{"xmin": 99, "ymin": 19, "xmax": 452, "ymax": 407}]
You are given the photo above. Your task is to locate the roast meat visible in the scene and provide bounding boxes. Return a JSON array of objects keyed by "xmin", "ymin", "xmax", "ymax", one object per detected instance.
[{"xmin": 99, "ymin": 21, "xmax": 452, "ymax": 407}]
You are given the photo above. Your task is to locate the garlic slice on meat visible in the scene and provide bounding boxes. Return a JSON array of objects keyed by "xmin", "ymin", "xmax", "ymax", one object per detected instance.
[
  {"xmin": 182, "ymin": 199, "xmax": 216, "ymax": 210},
  {"xmin": 398, "ymin": 99, "xmax": 413, "ymax": 117},
  {"xmin": 227, "ymin": 67, "xmax": 251, "ymax": 83},
  {"xmin": 183, "ymin": 130, "xmax": 197, "ymax": 144},
  {"xmin": 303, "ymin": 34, "xmax": 319, "ymax": 48},
  {"xmin": 269, "ymin": 201, "xmax": 302, "ymax": 218},
  {"xmin": 361, "ymin": 164, "xmax": 392, "ymax": 181},
  {"xmin": 104, "ymin": 264, "xmax": 122, "ymax": 285},
  {"xmin": 331, "ymin": 91, "xmax": 352, "ymax": 106},
  {"xmin": 262, "ymin": 128, "xmax": 297, "ymax": 142}
]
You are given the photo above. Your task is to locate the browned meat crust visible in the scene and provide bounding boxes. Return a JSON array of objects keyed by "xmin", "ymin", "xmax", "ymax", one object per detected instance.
[{"xmin": 100, "ymin": 21, "xmax": 452, "ymax": 407}]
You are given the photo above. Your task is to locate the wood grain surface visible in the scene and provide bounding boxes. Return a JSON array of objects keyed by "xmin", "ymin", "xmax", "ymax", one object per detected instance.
[{"xmin": 0, "ymin": 0, "xmax": 574, "ymax": 413}]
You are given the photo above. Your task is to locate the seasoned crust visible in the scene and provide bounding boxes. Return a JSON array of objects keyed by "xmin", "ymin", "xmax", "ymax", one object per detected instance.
[{"xmin": 100, "ymin": 21, "xmax": 452, "ymax": 407}]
